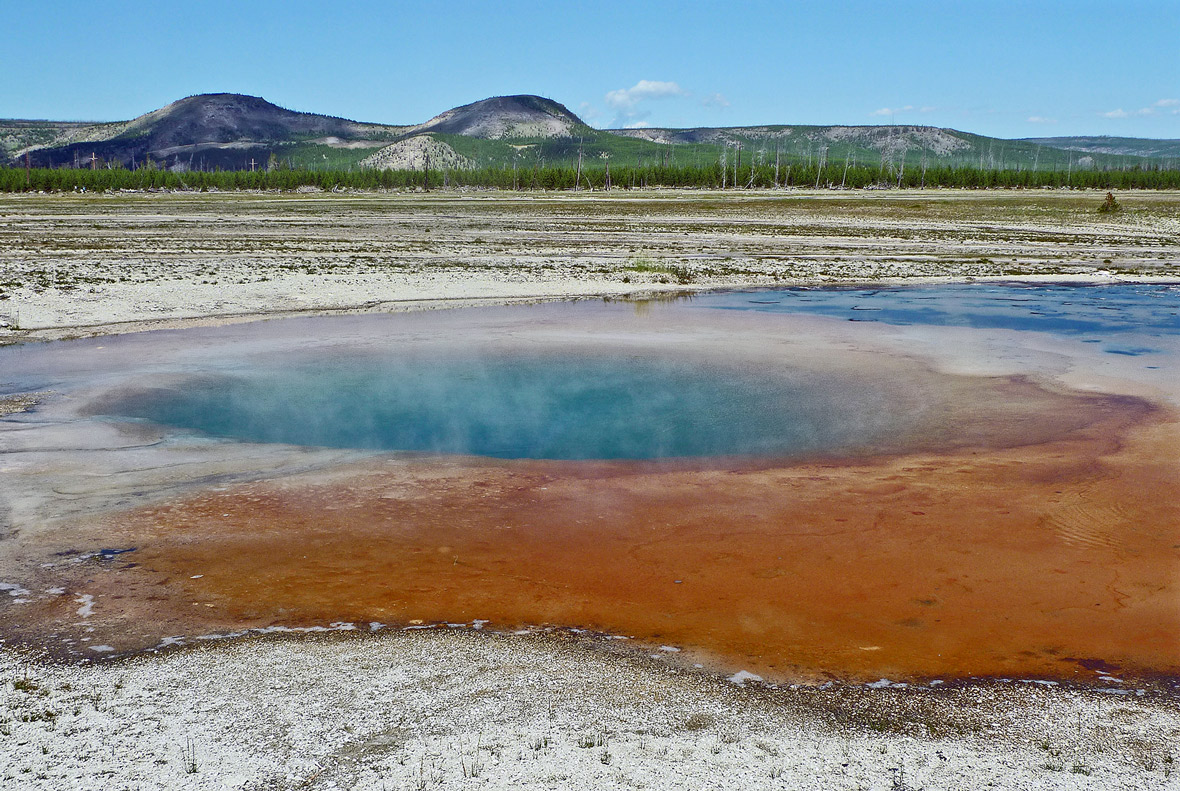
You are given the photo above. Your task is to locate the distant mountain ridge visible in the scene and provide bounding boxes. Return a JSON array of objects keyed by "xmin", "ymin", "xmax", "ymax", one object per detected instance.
[
  {"xmin": 3, "ymin": 92, "xmax": 1176, "ymax": 173},
  {"xmin": 1020, "ymin": 136, "xmax": 1180, "ymax": 160}
]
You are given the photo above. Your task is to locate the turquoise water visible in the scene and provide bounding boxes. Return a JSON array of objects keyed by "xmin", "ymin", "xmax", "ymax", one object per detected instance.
[
  {"xmin": 694, "ymin": 282, "xmax": 1180, "ymax": 341},
  {"xmin": 14, "ymin": 282, "xmax": 1178, "ymax": 461},
  {"xmin": 98, "ymin": 353, "xmax": 904, "ymax": 460}
]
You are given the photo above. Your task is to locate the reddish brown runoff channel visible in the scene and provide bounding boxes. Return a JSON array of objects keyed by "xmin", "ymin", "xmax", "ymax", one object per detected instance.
[{"xmin": 3, "ymin": 304, "xmax": 1178, "ymax": 684}]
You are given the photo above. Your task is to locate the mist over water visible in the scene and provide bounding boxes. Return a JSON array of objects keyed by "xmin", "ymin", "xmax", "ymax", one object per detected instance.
[{"xmin": 97, "ymin": 353, "xmax": 909, "ymax": 460}]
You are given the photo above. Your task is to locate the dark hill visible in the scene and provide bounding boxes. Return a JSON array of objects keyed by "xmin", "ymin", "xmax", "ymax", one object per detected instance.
[
  {"xmin": 117, "ymin": 93, "xmax": 361, "ymax": 148},
  {"xmin": 23, "ymin": 94, "xmax": 404, "ymax": 169}
]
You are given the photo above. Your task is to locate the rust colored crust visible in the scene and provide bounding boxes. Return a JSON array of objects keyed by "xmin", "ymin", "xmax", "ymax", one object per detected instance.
[{"xmin": 17, "ymin": 386, "xmax": 1180, "ymax": 684}]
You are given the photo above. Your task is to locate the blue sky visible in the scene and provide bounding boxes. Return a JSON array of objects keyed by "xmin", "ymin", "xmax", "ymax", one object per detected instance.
[{"xmin": 5, "ymin": 0, "xmax": 1178, "ymax": 139}]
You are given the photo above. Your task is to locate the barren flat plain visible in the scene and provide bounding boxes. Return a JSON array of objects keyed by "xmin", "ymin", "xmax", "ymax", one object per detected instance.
[
  {"xmin": 2, "ymin": 189, "xmax": 1179, "ymax": 336},
  {"xmin": 1, "ymin": 189, "xmax": 1179, "ymax": 790}
]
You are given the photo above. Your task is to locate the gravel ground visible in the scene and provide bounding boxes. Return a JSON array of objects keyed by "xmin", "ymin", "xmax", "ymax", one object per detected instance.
[
  {"xmin": 2, "ymin": 189, "xmax": 1178, "ymax": 339},
  {"xmin": 2, "ymin": 629, "xmax": 1178, "ymax": 790}
]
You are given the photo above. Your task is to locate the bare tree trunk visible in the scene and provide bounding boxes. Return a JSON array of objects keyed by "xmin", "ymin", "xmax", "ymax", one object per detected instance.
[
  {"xmin": 575, "ymin": 137, "xmax": 583, "ymax": 192},
  {"xmin": 774, "ymin": 143, "xmax": 780, "ymax": 189},
  {"xmin": 814, "ymin": 146, "xmax": 827, "ymax": 188}
]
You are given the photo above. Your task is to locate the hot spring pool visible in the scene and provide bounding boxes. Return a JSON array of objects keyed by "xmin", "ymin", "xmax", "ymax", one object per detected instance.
[
  {"xmin": 92, "ymin": 352, "xmax": 913, "ymax": 461},
  {"xmin": 2, "ymin": 282, "xmax": 1178, "ymax": 681}
]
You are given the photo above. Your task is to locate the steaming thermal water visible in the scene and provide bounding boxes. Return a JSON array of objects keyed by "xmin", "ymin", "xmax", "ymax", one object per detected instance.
[
  {"xmin": 79, "ymin": 283, "xmax": 1178, "ymax": 460},
  {"xmin": 94, "ymin": 354, "xmax": 909, "ymax": 460},
  {"xmin": 2, "ymin": 282, "xmax": 1179, "ymax": 681}
]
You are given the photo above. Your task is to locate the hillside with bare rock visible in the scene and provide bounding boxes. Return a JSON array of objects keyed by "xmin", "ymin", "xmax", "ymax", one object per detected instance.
[
  {"xmin": 14, "ymin": 94, "xmax": 408, "ymax": 170},
  {"xmin": 409, "ymin": 95, "xmax": 587, "ymax": 139},
  {"xmin": 4, "ymin": 91, "xmax": 1177, "ymax": 174},
  {"xmin": 360, "ymin": 135, "xmax": 474, "ymax": 171}
]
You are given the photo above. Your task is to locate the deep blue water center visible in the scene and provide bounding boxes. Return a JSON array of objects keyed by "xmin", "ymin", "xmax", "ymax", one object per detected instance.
[
  {"xmin": 87, "ymin": 283, "xmax": 1178, "ymax": 461},
  {"xmin": 102, "ymin": 354, "xmax": 900, "ymax": 460}
]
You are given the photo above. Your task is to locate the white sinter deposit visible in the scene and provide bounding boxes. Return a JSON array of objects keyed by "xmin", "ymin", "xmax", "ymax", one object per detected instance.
[{"xmin": 1, "ymin": 630, "xmax": 1177, "ymax": 790}]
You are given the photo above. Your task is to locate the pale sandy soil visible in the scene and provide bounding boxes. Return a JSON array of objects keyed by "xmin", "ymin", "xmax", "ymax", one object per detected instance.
[
  {"xmin": 1, "ymin": 189, "xmax": 1177, "ymax": 340},
  {"xmin": 1, "ymin": 189, "xmax": 1179, "ymax": 789},
  {"xmin": 2, "ymin": 632, "xmax": 1178, "ymax": 791}
]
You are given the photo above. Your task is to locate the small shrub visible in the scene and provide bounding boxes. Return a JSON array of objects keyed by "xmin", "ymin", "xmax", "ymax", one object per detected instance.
[
  {"xmin": 13, "ymin": 678, "xmax": 39, "ymax": 693},
  {"xmin": 1098, "ymin": 192, "xmax": 1122, "ymax": 213},
  {"xmin": 681, "ymin": 713, "xmax": 715, "ymax": 732},
  {"xmin": 577, "ymin": 731, "xmax": 607, "ymax": 749},
  {"xmin": 181, "ymin": 737, "xmax": 198, "ymax": 774}
]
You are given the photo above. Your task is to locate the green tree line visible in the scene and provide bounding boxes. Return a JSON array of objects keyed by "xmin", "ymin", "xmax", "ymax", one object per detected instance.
[{"xmin": 3, "ymin": 161, "xmax": 1179, "ymax": 193}]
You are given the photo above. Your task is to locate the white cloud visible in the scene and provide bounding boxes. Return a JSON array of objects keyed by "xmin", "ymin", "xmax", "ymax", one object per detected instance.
[
  {"xmin": 919, "ymin": 106, "xmax": 936, "ymax": 113},
  {"xmin": 1027, "ymin": 116, "xmax": 1056, "ymax": 124},
  {"xmin": 1104, "ymin": 102, "xmax": 1174, "ymax": 119},
  {"xmin": 871, "ymin": 105, "xmax": 914, "ymax": 117},
  {"xmin": 624, "ymin": 120, "xmax": 653, "ymax": 129},
  {"xmin": 701, "ymin": 92, "xmax": 730, "ymax": 109},
  {"xmin": 577, "ymin": 101, "xmax": 601, "ymax": 124},
  {"xmin": 605, "ymin": 80, "xmax": 685, "ymax": 109},
  {"xmin": 605, "ymin": 80, "xmax": 686, "ymax": 128}
]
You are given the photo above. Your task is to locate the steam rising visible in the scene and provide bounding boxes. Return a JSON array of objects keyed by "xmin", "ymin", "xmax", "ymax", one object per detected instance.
[{"xmin": 98, "ymin": 351, "xmax": 907, "ymax": 461}]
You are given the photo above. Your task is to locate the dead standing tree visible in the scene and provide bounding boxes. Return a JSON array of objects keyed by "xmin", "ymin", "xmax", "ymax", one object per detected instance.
[
  {"xmin": 813, "ymin": 145, "xmax": 828, "ymax": 188},
  {"xmin": 747, "ymin": 147, "xmax": 764, "ymax": 188},
  {"xmin": 575, "ymin": 136, "xmax": 584, "ymax": 191},
  {"xmin": 895, "ymin": 141, "xmax": 909, "ymax": 189}
]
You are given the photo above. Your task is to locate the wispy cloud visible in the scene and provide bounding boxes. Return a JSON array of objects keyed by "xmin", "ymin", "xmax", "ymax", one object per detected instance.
[
  {"xmin": 870, "ymin": 104, "xmax": 936, "ymax": 119},
  {"xmin": 578, "ymin": 101, "xmax": 601, "ymax": 124},
  {"xmin": 605, "ymin": 80, "xmax": 685, "ymax": 109},
  {"xmin": 623, "ymin": 120, "xmax": 653, "ymax": 129},
  {"xmin": 871, "ymin": 105, "xmax": 914, "ymax": 117},
  {"xmin": 701, "ymin": 92, "xmax": 730, "ymax": 109},
  {"xmin": 1103, "ymin": 99, "xmax": 1178, "ymax": 119},
  {"xmin": 605, "ymin": 80, "xmax": 686, "ymax": 128},
  {"xmin": 1027, "ymin": 115, "xmax": 1056, "ymax": 124}
]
